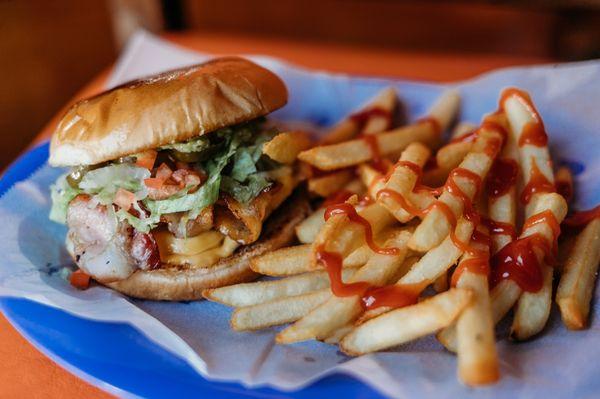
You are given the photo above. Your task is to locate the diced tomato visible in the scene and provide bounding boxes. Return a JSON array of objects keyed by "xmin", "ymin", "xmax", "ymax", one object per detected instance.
[
  {"xmin": 144, "ymin": 177, "xmax": 165, "ymax": 189},
  {"xmin": 70, "ymin": 269, "xmax": 91, "ymax": 289},
  {"xmin": 135, "ymin": 150, "xmax": 158, "ymax": 170},
  {"xmin": 155, "ymin": 163, "xmax": 173, "ymax": 180},
  {"xmin": 114, "ymin": 188, "xmax": 136, "ymax": 211}
]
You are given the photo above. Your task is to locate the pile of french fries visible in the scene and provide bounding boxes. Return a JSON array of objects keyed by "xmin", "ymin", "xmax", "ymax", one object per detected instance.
[{"xmin": 203, "ymin": 87, "xmax": 600, "ymax": 386}]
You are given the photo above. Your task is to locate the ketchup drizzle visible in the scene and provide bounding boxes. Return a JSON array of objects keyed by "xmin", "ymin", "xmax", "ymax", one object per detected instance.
[
  {"xmin": 350, "ymin": 107, "xmax": 392, "ymax": 132},
  {"xmin": 563, "ymin": 205, "xmax": 600, "ymax": 228},
  {"xmin": 487, "ymin": 158, "xmax": 518, "ymax": 199},
  {"xmin": 499, "ymin": 88, "xmax": 548, "ymax": 148},
  {"xmin": 324, "ymin": 203, "xmax": 400, "ymax": 255},
  {"xmin": 520, "ymin": 159, "xmax": 555, "ymax": 204},
  {"xmin": 490, "ymin": 210, "xmax": 560, "ymax": 292}
]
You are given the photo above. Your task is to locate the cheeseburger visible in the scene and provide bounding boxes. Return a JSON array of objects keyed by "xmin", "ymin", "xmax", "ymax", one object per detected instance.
[{"xmin": 49, "ymin": 57, "xmax": 310, "ymax": 300}]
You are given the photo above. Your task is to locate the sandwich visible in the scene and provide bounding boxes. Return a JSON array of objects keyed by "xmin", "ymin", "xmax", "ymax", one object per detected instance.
[{"xmin": 48, "ymin": 57, "xmax": 311, "ymax": 300}]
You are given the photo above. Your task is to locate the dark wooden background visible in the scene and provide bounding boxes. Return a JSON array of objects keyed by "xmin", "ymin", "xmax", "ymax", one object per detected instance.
[{"xmin": 1, "ymin": 0, "xmax": 598, "ymax": 169}]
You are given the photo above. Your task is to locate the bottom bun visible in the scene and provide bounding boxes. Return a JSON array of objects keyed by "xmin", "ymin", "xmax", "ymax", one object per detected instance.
[{"xmin": 105, "ymin": 189, "xmax": 311, "ymax": 300}]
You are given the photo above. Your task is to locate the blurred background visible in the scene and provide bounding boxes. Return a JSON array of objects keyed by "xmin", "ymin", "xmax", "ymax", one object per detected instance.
[{"xmin": 1, "ymin": 0, "xmax": 599, "ymax": 169}]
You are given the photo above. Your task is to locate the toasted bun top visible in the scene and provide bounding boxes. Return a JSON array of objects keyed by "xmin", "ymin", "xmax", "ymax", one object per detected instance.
[{"xmin": 49, "ymin": 57, "xmax": 288, "ymax": 166}]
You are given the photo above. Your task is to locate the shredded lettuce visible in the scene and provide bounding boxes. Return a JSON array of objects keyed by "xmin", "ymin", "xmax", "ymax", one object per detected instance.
[
  {"xmin": 50, "ymin": 119, "xmax": 282, "ymax": 232},
  {"xmin": 79, "ymin": 164, "xmax": 150, "ymax": 204},
  {"xmin": 49, "ymin": 174, "xmax": 81, "ymax": 223}
]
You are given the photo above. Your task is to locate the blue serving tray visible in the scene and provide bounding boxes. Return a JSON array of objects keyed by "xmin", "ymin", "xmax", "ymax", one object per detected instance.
[{"xmin": 0, "ymin": 142, "xmax": 385, "ymax": 399}]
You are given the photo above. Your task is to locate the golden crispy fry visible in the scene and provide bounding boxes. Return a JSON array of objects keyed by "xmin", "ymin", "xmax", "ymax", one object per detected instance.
[
  {"xmin": 437, "ymin": 224, "xmax": 498, "ymax": 385},
  {"xmin": 511, "ymin": 264, "xmax": 553, "ymax": 340},
  {"xmin": 490, "ymin": 193, "xmax": 568, "ymax": 327},
  {"xmin": 263, "ymin": 131, "xmax": 312, "ymax": 164},
  {"xmin": 359, "ymin": 163, "xmax": 434, "ymax": 222},
  {"xmin": 450, "ymin": 121, "xmax": 477, "ymax": 140},
  {"xmin": 490, "ymin": 281, "xmax": 521, "ymax": 324},
  {"xmin": 362, "ymin": 87, "xmax": 398, "ymax": 135},
  {"xmin": 410, "ymin": 126, "xmax": 503, "ymax": 252},
  {"xmin": 299, "ymin": 90, "xmax": 459, "ymax": 170},
  {"xmin": 436, "ymin": 141, "xmax": 472, "ymax": 172},
  {"xmin": 340, "ymin": 288, "xmax": 472, "ymax": 356},
  {"xmin": 204, "ymin": 268, "xmax": 358, "ymax": 307},
  {"xmin": 557, "ymin": 219, "xmax": 600, "ymax": 329},
  {"xmin": 299, "ymin": 123, "xmax": 439, "ymax": 170},
  {"xmin": 319, "ymin": 87, "xmax": 397, "ymax": 145},
  {"xmin": 486, "ymin": 111, "xmax": 518, "ymax": 253},
  {"xmin": 310, "ymin": 198, "xmax": 396, "ymax": 269},
  {"xmin": 502, "ymin": 91, "xmax": 554, "ymax": 218},
  {"xmin": 501, "ymin": 92, "xmax": 560, "ymax": 339},
  {"xmin": 322, "ymin": 324, "xmax": 354, "ymax": 344},
  {"xmin": 454, "ymin": 271, "xmax": 498, "ymax": 386},
  {"xmin": 250, "ymin": 244, "xmax": 312, "ymax": 276},
  {"xmin": 422, "ymin": 122, "xmax": 477, "ymax": 186},
  {"xmin": 231, "ymin": 289, "xmax": 331, "ymax": 331},
  {"xmin": 277, "ymin": 230, "xmax": 411, "ymax": 343},
  {"xmin": 359, "ymin": 218, "xmax": 475, "ymax": 323},
  {"xmin": 427, "ymin": 89, "xmax": 461, "ymax": 135},
  {"xmin": 308, "ymin": 169, "xmax": 355, "ymax": 197},
  {"xmin": 250, "ymin": 242, "xmax": 377, "ymax": 277},
  {"xmin": 376, "ymin": 143, "xmax": 433, "ymax": 222},
  {"xmin": 297, "ymin": 179, "xmax": 365, "ymax": 244}
]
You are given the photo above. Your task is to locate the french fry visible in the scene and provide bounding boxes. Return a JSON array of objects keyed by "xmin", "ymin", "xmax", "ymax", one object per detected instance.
[
  {"xmin": 203, "ymin": 268, "xmax": 358, "ymax": 307},
  {"xmin": 437, "ymin": 223, "xmax": 498, "ymax": 385},
  {"xmin": 375, "ymin": 143, "xmax": 434, "ymax": 222},
  {"xmin": 362, "ymin": 87, "xmax": 398, "ymax": 135},
  {"xmin": 295, "ymin": 208, "xmax": 326, "ymax": 244},
  {"xmin": 359, "ymin": 163, "xmax": 435, "ymax": 223},
  {"xmin": 428, "ymin": 89, "xmax": 461, "ymax": 135},
  {"xmin": 359, "ymin": 217, "xmax": 475, "ymax": 323},
  {"xmin": 310, "ymin": 198, "xmax": 396, "ymax": 269},
  {"xmin": 490, "ymin": 193, "xmax": 568, "ymax": 327},
  {"xmin": 299, "ymin": 123, "xmax": 438, "ymax": 170},
  {"xmin": 263, "ymin": 131, "xmax": 312, "ymax": 164},
  {"xmin": 490, "ymin": 280, "xmax": 521, "ymax": 324},
  {"xmin": 454, "ymin": 271, "xmax": 498, "ymax": 385},
  {"xmin": 510, "ymin": 263, "xmax": 553, "ymax": 340},
  {"xmin": 250, "ymin": 244, "xmax": 312, "ymax": 276},
  {"xmin": 322, "ymin": 324, "xmax": 354, "ymax": 344},
  {"xmin": 436, "ymin": 141, "xmax": 473, "ymax": 172},
  {"xmin": 410, "ymin": 126, "xmax": 504, "ymax": 252},
  {"xmin": 502, "ymin": 90, "xmax": 555, "ymax": 217},
  {"xmin": 390, "ymin": 256, "xmax": 421, "ymax": 284},
  {"xmin": 276, "ymin": 230, "xmax": 411, "ymax": 343},
  {"xmin": 319, "ymin": 87, "xmax": 397, "ymax": 145},
  {"xmin": 250, "ymin": 244, "xmax": 369, "ymax": 276},
  {"xmin": 308, "ymin": 169, "xmax": 354, "ymax": 197},
  {"xmin": 501, "ymin": 91, "xmax": 561, "ymax": 340},
  {"xmin": 340, "ymin": 288, "xmax": 472, "ymax": 356},
  {"xmin": 421, "ymin": 122, "xmax": 477, "ymax": 187},
  {"xmin": 487, "ymin": 111, "xmax": 518, "ymax": 253},
  {"xmin": 556, "ymin": 219, "xmax": 600, "ymax": 329},
  {"xmin": 450, "ymin": 121, "xmax": 477, "ymax": 140},
  {"xmin": 296, "ymin": 179, "xmax": 365, "ymax": 244},
  {"xmin": 231, "ymin": 289, "xmax": 331, "ymax": 331},
  {"xmin": 298, "ymin": 90, "xmax": 459, "ymax": 170}
]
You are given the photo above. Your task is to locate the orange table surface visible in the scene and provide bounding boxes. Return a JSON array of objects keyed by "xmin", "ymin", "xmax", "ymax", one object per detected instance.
[{"xmin": 1, "ymin": 32, "xmax": 552, "ymax": 399}]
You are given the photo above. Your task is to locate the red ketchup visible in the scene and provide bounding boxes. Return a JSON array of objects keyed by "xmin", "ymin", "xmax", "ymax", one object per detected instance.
[
  {"xmin": 487, "ymin": 158, "xmax": 518, "ymax": 199},
  {"xmin": 521, "ymin": 160, "xmax": 556, "ymax": 204},
  {"xmin": 490, "ymin": 210, "xmax": 560, "ymax": 292}
]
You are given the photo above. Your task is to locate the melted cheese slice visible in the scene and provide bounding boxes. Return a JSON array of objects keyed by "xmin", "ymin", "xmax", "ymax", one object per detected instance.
[{"xmin": 154, "ymin": 229, "xmax": 240, "ymax": 268}]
